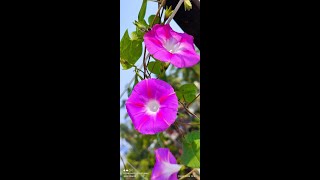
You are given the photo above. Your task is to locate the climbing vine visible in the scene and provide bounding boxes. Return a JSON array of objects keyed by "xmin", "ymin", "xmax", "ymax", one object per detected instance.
[{"xmin": 120, "ymin": 0, "xmax": 200, "ymax": 179}]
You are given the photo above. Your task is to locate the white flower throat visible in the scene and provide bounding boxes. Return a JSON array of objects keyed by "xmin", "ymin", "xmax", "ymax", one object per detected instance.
[
  {"xmin": 160, "ymin": 162, "xmax": 182, "ymax": 178},
  {"xmin": 164, "ymin": 38, "xmax": 182, "ymax": 53},
  {"xmin": 146, "ymin": 100, "xmax": 160, "ymax": 113}
]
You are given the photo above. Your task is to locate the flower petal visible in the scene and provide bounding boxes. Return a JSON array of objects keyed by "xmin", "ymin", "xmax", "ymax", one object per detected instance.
[
  {"xmin": 130, "ymin": 112, "xmax": 157, "ymax": 134},
  {"xmin": 125, "ymin": 101, "xmax": 146, "ymax": 117},
  {"xmin": 151, "ymin": 148, "xmax": 182, "ymax": 180},
  {"xmin": 156, "ymin": 148, "xmax": 178, "ymax": 164},
  {"xmin": 154, "ymin": 24, "xmax": 172, "ymax": 43},
  {"xmin": 169, "ymin": 30, "xmax": 183, "ymax": 43},
  {"xmin": 151, "ymin": 162, "xmax": 181, "ymax": 180},
  {"xmin": 148, "ymin": 78, "xmax": 176, "ymax": 100},
  {"xmin": 157, "ymin": 108, "xmax": 177, "ymax": 126},
  {"xmin": 179, "ymin": 33, "xmax": 195, "ymax": 50},
  {"xmin": 144, "ymin": 24, "xmax": 200, "ymax": 68},
  {"xmin": 144, "ymin": 33, "xmax": 165, "ymax": 55},
  {"xmin": 152, "ymin": 110, "xmax": 174, "ymax": 133},
  {"xmin": 170, "ymin": 52, "xmax": 200, "ymax": 68},
  {"xmin": 125, "ymin": 78, "xmax": 178, "ymax": 134},
  {"xmin": 159, "ymin": 92, "xmax": 178, "ymax": 110},
  {"xmin": 152, "ymin": 49, "xmax": 172, "ymax": 63}
]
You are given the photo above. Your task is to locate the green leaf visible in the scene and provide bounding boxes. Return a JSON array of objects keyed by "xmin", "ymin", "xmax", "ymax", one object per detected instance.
[
  {"xmin": 183, "ymin": 93, "xmax": 196, "ymax": 103},
  {"xmin": 140, "ymin": 19, "xmax": 148, "ymax": 27},
  {"xmin": 120, "ymin": 29, "xmax": 143, "ymax": 70},
  {"xmin": 175, "ymin": 91, "xmax": 183, "ymax": 100},
  {"xmin": 177, "ymin": 83, "xmax": 198, "ymax": 103},
  {"xmin": 147, "ymin": 60, "xmax": 164, "ymax": 74},
  {"xmin": 181, "ymin": 131, "xmax": 200, "ymax": 168},
  {"xmin": 148, "ymin": 15, "xmax": 160, "ymax": 26},
  {"xmin": 138, "ymin": 0, "xmax": 148, "ymax": 21}
]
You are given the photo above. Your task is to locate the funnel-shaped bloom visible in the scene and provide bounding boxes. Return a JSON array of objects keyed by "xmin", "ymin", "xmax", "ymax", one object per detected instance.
[
  {"xmin": 144, "ymin": 24, "xmax": 200, "ymax": 68},
  {"xmin": 125, "ymin": 78, "xmax": 178, "ymax": 134},
  {"xmin": 151, "ymin": 148, "xmax": 182, "ymax": 180}
]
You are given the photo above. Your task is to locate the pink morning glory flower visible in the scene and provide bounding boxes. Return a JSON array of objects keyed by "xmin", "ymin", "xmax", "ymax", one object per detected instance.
[
  {"xmin": 144, "ymin": 24, "xmax": 200, "ymax": 68},
  {"xmin": 151, "ymin": 148, "xmax": 182, "ymax": 180},
  {"xmin": 125, "ymin": 78, "xmax": 178, "ymax": 135}
]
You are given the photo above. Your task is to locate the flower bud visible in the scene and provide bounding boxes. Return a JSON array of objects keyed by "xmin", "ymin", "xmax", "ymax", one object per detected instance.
[
  {"xmin": 133, "ymin": 20, "xmax": 148, "ymax": 32},
  {"xmin": 184, "ymin": 0, "xmax": 192, "ymax": 11},
  {"xmin": 164, "ymin": 6, "xmax": 173, "ymax": 21}
]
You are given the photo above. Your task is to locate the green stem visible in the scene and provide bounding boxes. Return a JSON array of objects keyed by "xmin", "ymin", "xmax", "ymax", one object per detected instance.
[
  {"xmin": 120, "ymin": 154, "xmax": 127, "ymax": 171},
  {"xmin": 135, "ymin": 71, "xmax": 144, "ymax": 81},
  {"xmin": 177, "ymin": 120, "xmax": 200, "ymax": 126},
  {"xmin": 179, "ymin": 169, "xmax": 197, "ymax": 180},
  {"xmin": 187, "ymin": 93, "xmax": 200, "ymax": 108},
  {"xmin": 134, "ymin": 65, "xmax": 145, "ymax": 75},
  {"xmin": 157, "ymin": 133, "xmax": 164, "ymax": 147},
  {"xmin": 179, "ymin": 101, "xmax": 200, "ymax": 120},
  {"xmin": 142, "ymin": 46, "xmax": 148, "ymax": 79},
  {"xmin": 157, "ymin": 63, "xmax": 170, "ymax": 79},
  {"xmin": 150, "ymin": 0, "xmax": 166, "ymax": 27}
]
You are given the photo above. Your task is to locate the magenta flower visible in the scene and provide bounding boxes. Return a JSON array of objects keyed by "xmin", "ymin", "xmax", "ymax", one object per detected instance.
[
  {"xmin": 151, "ymin": 148, "xmax": 182, "ymax": 180},
  {"xmin": 144, "ymin": 24, "xmax": 200, "ymax": 68},
  {"xmin": 125, "ymin": 78, "xmax": 178, "ymax": 135}
]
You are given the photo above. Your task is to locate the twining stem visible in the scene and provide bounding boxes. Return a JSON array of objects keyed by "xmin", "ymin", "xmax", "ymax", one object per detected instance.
[
  {"xmin": 150, "ymin": 59, "xmax": 157, "ymax": 74},
  {"xmin": 143, "ymin": 0, "xmax": 166, "ymax": 79},
  {"xmin": 157, "ymin": 133, "xmax": 164, "ymax": 147},
  {"xmin": 193, "ymin": 171, "xmax": 200, "ymax": 180},
  {"xmin": 134, "ymin": 65, "xmax": 145, "ymax": 75},
  {"xmin": 125, "ymin": 159, "xmax": 148, "ymax": 180},
  {"xmin": 121, "ymin": 0, "xmax": 184, "ymax": 99},
  {"xmin": 179, "ymin": 101, "xmax": 200, "ymax": 120},
  {"xmin": 143, "ymin": 50, "xmax": 152, "ymax": 78},
  {"xmin": 156, "ymin": 63, "xmax": 170, "ymax": 79},
  {"xmin": 150, "ymin": 0, "xmax": 166, "ymax": 27},
  {"xmin": 159, "ymin": 4, "xmax": 165, "ymax": 19},
  {"xmin": 135, "ymin": 71, "xmax": 144, "ymax": 81},
  {"xmin": 187, "ymin": 93, "xmax": 200, "ymax": 108},
  {"xmin": 120, "ymin": 64, "xmax": 143, "ymax": 100},
  {"xmin": 174, "ymin": 122, "xmax": 185, "ymax": 139},
  {"xmin": 179, "ymin": 169, "xmax": 197, "ymax": 180},
  {"xmin": 177, "ymin": 121, "xmax": 200, "ymax": 126},
  {"xmin": 142, "ymin": 46, "xmax": 148, "ymax": 79},
  {"xmin": 120, "ymin": 154, "xmax": 127, "ymax": 171},
  {"xmin": 146, "ymin": 52, "xmax": 151, "ymax": 64}
]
